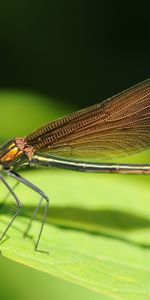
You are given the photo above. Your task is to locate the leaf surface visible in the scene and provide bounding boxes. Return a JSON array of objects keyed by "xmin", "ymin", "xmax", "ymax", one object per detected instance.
[{"xmin": 0, "ymin": 92, "xmax": 150, "ymax": 300}]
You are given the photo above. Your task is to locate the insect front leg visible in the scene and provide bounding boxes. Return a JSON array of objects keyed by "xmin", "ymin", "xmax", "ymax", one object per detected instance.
[
  {"xmin": 1, "ymin": 181, "xmax": 20, "ymax": 207},
  {"xmin": 0, "ymin": 175, "xmax": 22, "ymax": 242}
]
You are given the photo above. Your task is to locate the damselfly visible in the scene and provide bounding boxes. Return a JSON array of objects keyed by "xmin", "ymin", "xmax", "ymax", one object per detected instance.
[{"xmin": 0, "ymin": 78, "xmax": 150, "ymax": 251}]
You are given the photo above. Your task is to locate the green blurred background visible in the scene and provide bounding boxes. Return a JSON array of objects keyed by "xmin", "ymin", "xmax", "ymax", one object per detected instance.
[{"xmin": 0, "ymin": 1, "xmax": 150, "ymax": 300}]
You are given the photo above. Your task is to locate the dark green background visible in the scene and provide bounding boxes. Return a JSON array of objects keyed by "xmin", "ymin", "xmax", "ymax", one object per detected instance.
[
  {"xmin": 0, "ymin": 1, "xmax": 149, "ymax": 107},
  {"xmin": 0, "ymin": 1, "xmax": 150, "ymax": 300}
]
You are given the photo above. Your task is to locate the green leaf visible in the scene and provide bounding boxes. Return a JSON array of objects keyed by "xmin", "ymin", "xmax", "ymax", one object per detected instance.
[{"xmin": 0, "ymin": 92, "xmax": 150, "ymax": 300}]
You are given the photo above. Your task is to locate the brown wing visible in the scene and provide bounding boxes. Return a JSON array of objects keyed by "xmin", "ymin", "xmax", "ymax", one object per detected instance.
[{"xmin": 25, "ymin": 78, "xmax": 150, "ymax": 159}]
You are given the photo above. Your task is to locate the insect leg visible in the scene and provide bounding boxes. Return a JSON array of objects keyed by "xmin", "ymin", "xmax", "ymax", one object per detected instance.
[
  {"xmin": 0, "ymin": 175, "xmax": 22, "ymax": 242},
  {"xmin": 23, "ymin": 197, "xmax": 43, "ymax": 237},
  {"xmin": 7, "ymin": 171, "xmax": 49, "ymax": 252},
  {"xmin": 1, "ymin": 181, "xmax": 20, "ymax": 207}
]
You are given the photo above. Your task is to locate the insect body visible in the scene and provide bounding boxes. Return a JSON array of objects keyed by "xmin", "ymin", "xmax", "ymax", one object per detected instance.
[{"xmin": 0, "ymin": 78, "xmax": 150, "ymax": 251}]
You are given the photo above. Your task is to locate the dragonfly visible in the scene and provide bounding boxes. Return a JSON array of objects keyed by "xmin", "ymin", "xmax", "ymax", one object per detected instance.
[{"xmin": 0, "ymin": 78, "xmax": 150, "ymax": 251}]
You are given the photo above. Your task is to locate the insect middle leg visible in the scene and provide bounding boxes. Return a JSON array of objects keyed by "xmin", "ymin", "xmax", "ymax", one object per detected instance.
[{"xmin": 8, "ymin": 171, "xmax": 49, "ymax": 252}]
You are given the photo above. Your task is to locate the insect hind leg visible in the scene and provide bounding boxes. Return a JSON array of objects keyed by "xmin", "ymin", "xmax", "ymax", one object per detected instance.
[{"xmin": 24, "ymin": 197, "xmax": 43, "ymax": 238}]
